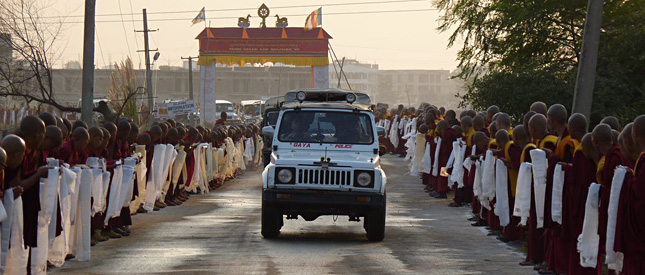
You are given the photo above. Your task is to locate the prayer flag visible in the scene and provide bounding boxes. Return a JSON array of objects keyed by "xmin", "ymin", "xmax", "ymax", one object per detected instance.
[
  {"xmin": 192, "ymin": 7, "xmax": 206, "ymax": 25},
  {"xmin": 304, "ymin": 7, "xmax": 322, "ymax": 31}
]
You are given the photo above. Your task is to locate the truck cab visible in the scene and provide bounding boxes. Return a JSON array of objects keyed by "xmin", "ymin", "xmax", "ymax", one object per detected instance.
[{"xmin": 261, "ymin": 89, "xmax": 387, "ymax": 241}]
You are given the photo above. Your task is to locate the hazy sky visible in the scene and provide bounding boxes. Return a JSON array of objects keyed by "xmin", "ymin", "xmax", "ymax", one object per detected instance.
[{"xmin": 43, "ymin": 0, "xmax": 461, "ymax": 70}]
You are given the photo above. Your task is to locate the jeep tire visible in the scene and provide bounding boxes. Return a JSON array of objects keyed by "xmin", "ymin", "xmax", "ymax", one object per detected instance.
[
  {"xmin": 261, "ymin": 202, "xmax": 283, "ymax": 239},
  {"xmin": 365, "ymin": 195, "xmax": 386, "ymax": 241}
]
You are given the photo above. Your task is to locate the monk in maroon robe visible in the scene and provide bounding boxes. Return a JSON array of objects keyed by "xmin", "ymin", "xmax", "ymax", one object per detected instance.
[
  {"xmin": 614, "ymin": 115, "xmax": 645, "ymax": 274},
  {"xmin": 592, "ymin": 123, "xmax": 625, "ymax": 273},
  {"xmin": 436, "ymin": 121, "xmax": 459, "ymax": 198}
]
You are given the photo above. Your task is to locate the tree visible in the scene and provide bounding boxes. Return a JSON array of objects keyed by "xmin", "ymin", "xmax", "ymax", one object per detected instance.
[
  {"xmin": 0, "ymin": 0, "xmax": 142, "ymax": 120},
  {"xmin": 436, "ymin": 0, "xmax": 645, "ymax": 124},
  {"xmin": 107, "ymin": 57, "xmax": 142, "ymax": 123},
  {"xmin": 0, "ymin": 0, "xmax": 74, "ymax": 111}
]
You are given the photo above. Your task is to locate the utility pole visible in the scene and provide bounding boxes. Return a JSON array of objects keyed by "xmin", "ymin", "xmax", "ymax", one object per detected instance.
[
  {"xmin": 572, "ymin": 0, "xmax": 603, "ymax": 122},
  {"xmin": 137, "ymin": 9, "xmax": 157, "ymax": 127},
  {"xmin": 181, "ymin": 56, "xmax": 196, "ymax": 126},
  {"xmin": 80, "ymin": 0, "xmax": 96, "ymax": 126}
]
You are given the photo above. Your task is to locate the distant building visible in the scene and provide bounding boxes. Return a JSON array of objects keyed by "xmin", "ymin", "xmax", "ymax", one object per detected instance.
[{"xmin": 328, "ymin": 59, "xmax": 462, "ymax": 109}]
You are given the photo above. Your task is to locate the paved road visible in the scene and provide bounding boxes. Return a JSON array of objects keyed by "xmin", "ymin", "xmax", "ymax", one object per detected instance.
[{"xmin": 54, "ymin": 156, "xmax": 534, "ymax": 274}]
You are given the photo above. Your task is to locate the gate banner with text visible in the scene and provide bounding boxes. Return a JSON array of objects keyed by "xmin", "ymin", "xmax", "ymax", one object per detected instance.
[{"xmin": 197, "ymin": 27, "xmax": 331, "ymax": 66}]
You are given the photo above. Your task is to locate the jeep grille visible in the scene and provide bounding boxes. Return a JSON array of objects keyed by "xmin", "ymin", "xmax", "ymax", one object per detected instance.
[{"xmin": 296, "ymin": 167, "xmax": 353, "ymax": 186}]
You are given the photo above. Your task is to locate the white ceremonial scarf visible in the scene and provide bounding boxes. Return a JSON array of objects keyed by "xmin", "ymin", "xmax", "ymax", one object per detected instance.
[
  {"xmin": 449, "ymin": 140, "xmax": 466, "ymax": 188},
  {"xmin": 171, "ymin": 147, "xmax": 187, "ymax": 191},
  {"xmin": 481, "ymin": 150, "xmax": 496, "ymax": 209},
  {"xmin": 578, "ymin": 183, "xmax": 601, "ymax": 268},
  {"xmin": 421, "ymin": 142, "xmax": 432, "ymax": 174},
  {"xmin": 551, "ymin": 164, "xmax": 565, "ymax": 225},
  {"xmin": 4, "ymin": 193, "xmax": 26, "ymax": 275},
  {"xmin": 473, "ymin": 157, "xmax": 483, "ymax": 198},
  {"xmin": 32, "ymin": 168, "xmax": 61, "ymax": 274},
  {"xmin": 1, "ymin": 189, "xmax": 15, "ymax": 272},
  {"xmin": 432, "ymin": 137, "xmax": 442, "ymax": 177},
  {"xmin": 101, "ymin": 171, "xmax": 111, "ymax": 213},
  {"xmin": 404, "ymin": 134, "xmax": 415, "ymax": 161},
  {"xmin": 411, "ymin": 133, "xmax": 426, "ymax": 175},
  {"xmin": 105, "ymin": 166, "xmax": 123, "ymax": 224},
  {"xmin": 605, "ymin": 166, "xmax": 626, "ymax": 272},
  {"xmin": 530, "ymin": 149, "xmax": 547, "ymax": 228},
  {"xmin": 144, "ymin": 145, "xmax": 166, "ymax": 210},
  {"xmin": 118, "ymin": 165, "xmax": 136, "ymax": 208},
  {"xmin": 74, "ymin": 168, "xmax": 92, "ymax": 261},
  {"xmin": 513, "ymin": 162, "xmax": 533, "ymax": 226},
  {"xmin": 48, "ymin": 167, "xmax": 76, "ymax": 267},
  {"xmin": 494, "ymin": 159, "xmax": 510, "ymax": 226},
  {"xmin": 90, "ymin": 168, "xmax": 104, "ymax": 216}
]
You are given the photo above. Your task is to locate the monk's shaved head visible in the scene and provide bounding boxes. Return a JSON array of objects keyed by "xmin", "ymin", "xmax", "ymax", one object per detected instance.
[
  {"xmin": 40, "ymin": 125, "xmax": 64, "ymax": 151},
  {"xmin": 136, "ymin": 133, "xmax": 151, "ymax": 147},
  {"xmin": 632, "ymin": 115, "xmax": 645, "ymax": 152},
  {"xmin": 489, "ymin": 121, "xmax": 498, "ymax": 135},
  {"xmin": 592, "ymin": 123, "xmax": 613, "ymax": 156},
  {"xmin": 611, "ymin": 130, "xmax": 619, "ymax": 145},
  {"xmin": 620, "ymin": 123, "xmax": 638, "ymax": 162},
  {"xmin": 581, "ymin": 133, "xmax": 599, "ymax": 163},
  {"xmin": 38, "ymin": 112, "xmax": 57, "ymax": 126},
  {"xmin": 523, "ymin": 111, "xmax": 536, "ymax": 131},
  {"xmin": 1, "ymin": 135, "xmax": 26, "ymax": 169},
  {"xmin": 487, "ymin": 105, "xmax": 500, "ymax": 121},
  {"xmin": 601, "ymin": 116, "xmax": 621, "ymax": 131},
  {"xmin": 496, "ymin": 113, "xmax": 511, "ymax": 130},
  {"xmin": 513, "ymin": 125, "xmax": 529, "ymax": 148},
  {"xmin": 437, "ymin": 120, "xmax": 448, "ymax": 132},
  {"xmin": 0, "ymin": 147, "xmax": 6, "ymax": 170},
  {"xmin": 495, "ymin": 129, "xmax": 510, "ymax": 149},
  {"xmin": 473, "ymin": 115, "xmax": 486, "ymax": 131},
  {"xmin": 529, "ymin": 114, "xmax": 548, "ymax": 140},
  {"xmin": 547, "ymin": 104, "xmax": 568, "ymax": 126},
  {"xmin": 568, "ymin": 113, "xmax": 588, "ymax": 141},
  {"xmin": 73, "ymin": 127, "xmax": 89, "ymax": 141},
  {"xmin": 461, "ymin": 116, "xmax": 473, "ymax": 128},
  {"xmin": 530, "ymin": 101, "xmax": 548, "ymax": 116},
  {"xmin": 19, "ymin": 115, "xmax": 46, "ymax": 149},
  {"xmin": 473, "ymin": 131, "xmax": 490, "ymax": 150}
]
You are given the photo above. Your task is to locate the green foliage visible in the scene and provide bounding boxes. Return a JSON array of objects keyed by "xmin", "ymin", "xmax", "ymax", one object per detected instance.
[
  {"xmin": 437, "ymin": 0, "xmax": 645, "ymax": 125},
  {"xmin": 460, "ymin": 68, "xmax": 574, "ymax": 124}
]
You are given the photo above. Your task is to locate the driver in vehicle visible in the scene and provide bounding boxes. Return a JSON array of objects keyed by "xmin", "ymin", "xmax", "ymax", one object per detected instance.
[
  {"xmin": 282, "ymin": 119, "xmax": 312, "ymax": 141},
  {"xmin": 335, "ymin": 117, "xmax": 371, "ymax": 144}
]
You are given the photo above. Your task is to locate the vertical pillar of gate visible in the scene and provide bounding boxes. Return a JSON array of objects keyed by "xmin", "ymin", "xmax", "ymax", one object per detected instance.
[
  {"xmin": 311, "ymin": 65, "xmax": 330, "ymax": 88},
  {"xmin": 199, "ymin": 61, "xmax": 217, "ymax": 127}
]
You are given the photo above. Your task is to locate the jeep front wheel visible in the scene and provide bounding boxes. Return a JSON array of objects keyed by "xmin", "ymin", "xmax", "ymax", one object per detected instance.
[
  {"xmin": 261, "ymin": 203, "xmax": 282, "ymax": 239},
  {"xmin": 365, "ymin": 196, "xmax": 386, "ymax": 241}
]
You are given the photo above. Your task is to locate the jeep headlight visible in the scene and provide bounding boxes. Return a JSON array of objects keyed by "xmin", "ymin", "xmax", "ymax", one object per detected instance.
[
  {"xmin": 276, "ymin": 168, "xmax": 295, "ymax": 184},
  {"xmin": 355, "ymin": 171, "xmax": 374, "ymax": 187}
]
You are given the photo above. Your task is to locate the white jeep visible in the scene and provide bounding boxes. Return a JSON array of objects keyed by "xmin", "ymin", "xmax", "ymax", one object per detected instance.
[{"xmin": 261, "ymin": 89, "xmax": 387, "ymax": 241}]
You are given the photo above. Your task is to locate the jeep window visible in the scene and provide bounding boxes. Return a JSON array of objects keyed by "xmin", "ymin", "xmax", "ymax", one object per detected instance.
[
  {"xmin": 278, "ymin": 111, "xmax": 374, "ymax": 144},
  {"xmin": 265, "ymin": 111, "xmax": 279, "ymax": 127},
  {"xmin": 216, "ymin": 103, "xmax": 234, "ymax": 113}
]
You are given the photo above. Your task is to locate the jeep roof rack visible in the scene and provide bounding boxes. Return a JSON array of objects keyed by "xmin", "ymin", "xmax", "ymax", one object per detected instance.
[{"xmin": 284, "ymin": 89, "xmax": 371, "ymax": 105}]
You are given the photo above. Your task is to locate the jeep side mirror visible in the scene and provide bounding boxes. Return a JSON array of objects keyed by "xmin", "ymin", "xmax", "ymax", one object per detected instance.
[
  {"xmin": 376, "ymin": 126, "xmax": 386, "ymax": 137},
  {"xmin": 262, "ymin": 126, "xmax": 275, "ymax": 138}
]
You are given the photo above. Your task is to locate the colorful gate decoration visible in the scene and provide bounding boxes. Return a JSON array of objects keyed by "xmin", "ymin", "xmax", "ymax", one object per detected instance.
[{"xmin": 195, "ymin": 27, "xmax": 332, "ymax": 126}]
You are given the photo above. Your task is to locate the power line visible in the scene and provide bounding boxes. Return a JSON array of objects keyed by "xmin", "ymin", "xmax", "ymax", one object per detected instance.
[
  {"xmin": 39, "ymin": 0, "xmax": 432, "ymax": 19},
  {"xmin": 52, "ymin": 8, "xmax": 439, "ymax": 24},
  {"xmin": 117, "ymin": 0, "xmax": 132, "ymax": 59}
]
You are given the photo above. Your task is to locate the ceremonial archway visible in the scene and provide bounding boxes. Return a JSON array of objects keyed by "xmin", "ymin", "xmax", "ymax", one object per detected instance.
[{"xmin": 195, "ymin": 25, "xmax": 332, "ymax": 126}]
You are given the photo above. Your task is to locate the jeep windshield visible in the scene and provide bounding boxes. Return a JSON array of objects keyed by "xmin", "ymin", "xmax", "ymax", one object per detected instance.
[{"xmin": 278, "ymin": 110, "xmax": 374, "ymax": 145}]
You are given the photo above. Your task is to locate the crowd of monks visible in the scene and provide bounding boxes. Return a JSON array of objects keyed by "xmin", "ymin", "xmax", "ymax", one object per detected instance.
[
  {"xmin": 0, "ymin": 113, "xmax": 263, "ymax": 274},
  {"xmin": 375, "ymin": 103, "xmax": 645, "ymax": 275}
]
